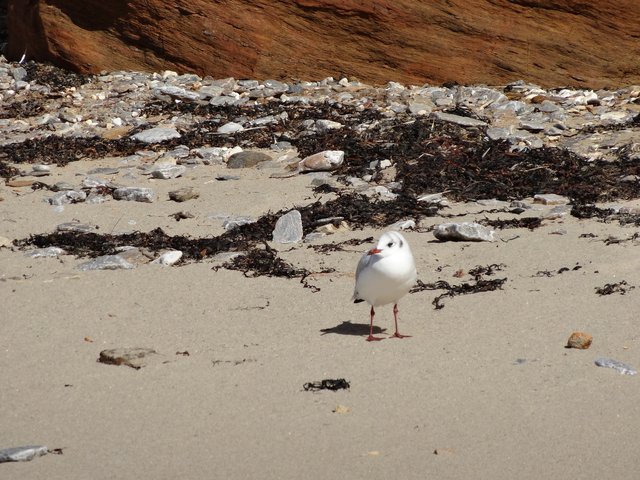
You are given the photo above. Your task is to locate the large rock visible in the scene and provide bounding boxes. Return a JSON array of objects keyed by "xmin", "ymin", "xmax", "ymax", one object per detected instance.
[{"xmin": 6, "ymin": 1, "xmax": 640, "ymax": 88}]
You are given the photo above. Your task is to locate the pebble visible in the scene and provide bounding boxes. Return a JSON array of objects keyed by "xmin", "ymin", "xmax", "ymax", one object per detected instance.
[
  {"xmin": 151, "ymin": 250, "xmax": 183, "ymax": 266},
  {"xmin": 0, "ymin": 445, "xmax": 48, "ymax": 463},
  {"xmin": 298, "ymin": 150, "xmax": 345, "ymax": 172},
  {"xmin": 432, "ymin": 111, "xmax": 487, "ymax": 127},
  {"xmin": 77, "ymin": 254, "xmax": 136, "ymax": 271},
  {"xmin": 47, "ymin": 190, "xmax": 87, "ymax": 205},
  {"xmin": 595, "ymin": 358, "xmax": 637, "ymax": 375},
  {"xmin": 131, "ymin": 126, "xmax": 181, "ymax": 143},
  {"xmin": 113, "ymin": 187, "xmax": 155, "ymax": 202},
  {"xmin": 56, "ymin": 222, "xmax": 96, "ymax": 233},
  {"xmin": 98, "ymin": 347, "xmax": 158, "ymax": 369},
  {"xmin": 169, "ymin": 186, "xmax": 199, "ymax": 202},
  {"xmin": 566, "ymin": 331, "xmax": 593, "ymax": 349},
  {"xmin": 388, "ymin": 219, "xmax": 416, "ymax": 230},
  {"xmin": 534, "ymin": 193, "xmax": 570, "ymax": 205},
  {"xmin": 433, "ymin": 222, "xmax": 496, "ymax": 242},
  {"xmin": 227, "ymin": 151, "xmax": 272, "ymax": 169},
  {"xmin": 150, "ymin": 164, "xmax": 187, "ymax": 179},
  {"xmin": 217, "ymin": 122, "xmax": 244, "ymax": 134},
  {"xmin": 272, "ymin": 209, "xmax": 303, "ymax": 243},
  {"xmin": 315, "ymin": 119, "xmax": 343, "ymax": 133},
  {"xmin": 222, "ymin": 216, "xmax": 256, "ymax": 230}
]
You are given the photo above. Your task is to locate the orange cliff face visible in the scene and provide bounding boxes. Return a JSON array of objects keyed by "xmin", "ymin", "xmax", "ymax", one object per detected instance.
[{"xmin": 6, "ymin": 0, "xmax": 640, "ymax": 88}]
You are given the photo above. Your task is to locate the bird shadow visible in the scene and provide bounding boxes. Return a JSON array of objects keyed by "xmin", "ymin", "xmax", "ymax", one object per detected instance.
[{"xmin": 320, "ymin": 321, "xmax": 387, "ymax": 337}]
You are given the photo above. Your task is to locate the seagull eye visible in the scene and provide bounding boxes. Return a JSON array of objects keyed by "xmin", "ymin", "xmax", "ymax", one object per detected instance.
[{"xmin": 387, "ymin": 241, "xmax": 394, "ymax": 248}]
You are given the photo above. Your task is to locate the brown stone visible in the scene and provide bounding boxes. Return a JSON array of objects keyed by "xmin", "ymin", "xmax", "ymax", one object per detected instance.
[
  {"xmin": 566, "ymin": 331, "xmax": 593, "ymax": 349},
  {"xmin": 7, "ymin": 1, "xmax": 640, "ymax": 89}
]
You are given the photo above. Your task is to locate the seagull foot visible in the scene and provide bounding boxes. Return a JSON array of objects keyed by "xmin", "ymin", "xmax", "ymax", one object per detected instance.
[
  {"xmin": 366, "ymin": 335, "xmax": 384, "ymax": 342},
  {"xmin": 391, "ymin": 333, "xmax": 412, "ymax": 339}
]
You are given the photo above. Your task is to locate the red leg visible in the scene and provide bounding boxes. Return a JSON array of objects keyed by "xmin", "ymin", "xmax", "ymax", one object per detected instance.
[
  {"xmin": 366, "ymin": 306, "xmax": 384, "ymax": 341},
  {"xmin": 391, "ymin": 303, "xmax": 411, "ymax": 339}
]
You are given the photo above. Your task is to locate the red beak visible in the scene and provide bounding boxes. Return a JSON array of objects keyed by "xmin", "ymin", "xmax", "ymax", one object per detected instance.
[{"xmin": 367, "ymin": 248, "xmax": 382, "ymax": 255}]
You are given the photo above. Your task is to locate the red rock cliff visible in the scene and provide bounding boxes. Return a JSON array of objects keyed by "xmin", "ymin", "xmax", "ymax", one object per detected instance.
[{"xmin": 7, "ymin": 0, "xmax": 640, "ymax": 88}]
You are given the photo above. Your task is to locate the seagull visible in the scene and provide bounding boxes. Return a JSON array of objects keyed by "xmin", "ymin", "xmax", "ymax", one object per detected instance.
[{"xmin": 352, "ymin": 231, "xmax": 417, "ymax": 341}]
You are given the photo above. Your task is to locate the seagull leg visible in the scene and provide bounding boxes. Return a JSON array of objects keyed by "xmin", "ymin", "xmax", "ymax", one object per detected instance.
[
  {"xmin": 366, "ymin": 306, "xmax": 384, "ymax": 342},
  {"xmin": 391, "ymin": 303, "xmax": 411, "ymax": 339}
]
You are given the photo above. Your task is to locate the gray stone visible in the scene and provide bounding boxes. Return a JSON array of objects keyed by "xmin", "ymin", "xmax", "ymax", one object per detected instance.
[
  {"xmin": 272, "ymin": 209, "xmax": 303, "ymax": 244},
  {"xmin": 98, "ymin": 348, "xmax": 158, "ymax": 369},
  {"xmin": 217, "ymin": 122, "xmax": 244, "ymax": 134},
  {"xmin": 154, "ymin": 85, "xmax": 200, "ymax": 101},
  {"xmin": 216, "ymin": 174, "xmax": 241, "ymax": 181},
  {"xmin": 263, "ymin": 79, "xmax": 289, "ymax": 93},
  {"xmin": 227, "ymin": 151, "xmax": 272, "ymax": 169},
  {"xmin": 433, "ymin": 222, "xmax": 496, "ymax": 242},
  {"xmin": 388, "ymin": 219, "xmax": 416, "ymax": 230},
  {"xmin": 222, "ymin": 216, "xmax": 255, "ymax": 230},
  {"xmin": 87, "ymin": 167, "xmax": 120, "ymax": 175},
  {"xmin": 595, "ymin": 358, "xmax": 637, "ymax": 375},
  {"xmin": 57, "ymin": 222, "xmax": 96, "ymax": 233},
  {"xmin": 113, "ymin": 187, "xmax": 155, "ymax": 202},
  {"xmin": 533, "ymin": 193, "xmax": 570, "ymax": 205},
  {"xmin": 81, "ymin": 176, "xmax": 109, "ymax": 188},
  {"xmin": 198, "ymin": 85, "xmax": 224, "ymax": 99},
  {"xmin": 25, "ymin": 247, "xmax": 66, "ymax": 258},
  {"xmin": 169, "ymin": 186, "xmax": 199, "ymax": 202},
  {"xmin": 131, "ymin": 127, "xmax": 181, "ymax": 143},
  {"xmin": 298, "ymin": 150, "xmax": 344, "ymax": 172},
  {"xmin": 78, "ymin": 254, "xmax": 136, "ymax": 271},
  {"xmin": 150, "ymin": 164, "xmax": 187, "ymax": 179},
  {"xmin": 151, "ymin": 250, "xmax": 183, "ymax": 266},
  {"xmin": 51, "ymin": 181, "xmax": 76, "ymax": 192},
  {"xmin": 0, "ymin": 445, "xmax": 48, "ymax": 463},
  {"xmin": 47, "ymin": 190, "xmax": 87, "ymax": 205},
  {"xmin": 315, "ymin": 119, "xmax": 343, "ymax": 133},
  {"xmin": 433, "ymin": 111, "xmax": 487, "ymax": 127},
  {"xmin": 193, "ymin": 146, "xmax": 229, "ymax": 163}
]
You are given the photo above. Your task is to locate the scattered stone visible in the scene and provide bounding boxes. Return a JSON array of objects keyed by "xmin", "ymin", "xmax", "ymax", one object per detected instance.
[
  {"xmin": 388, "ymin": 219, "xmax": 415, "ymax": 230},
  {"xmin": 169, "ymin": 186, "xmax": 199, "ymax": 202},
  {"xmin": 222, "ymin": 216, "xmax": 255, "ymax": 230},
  {"xmin": 113, "ymin": 187, "xmax": 155, "ymax": 202},
  {"xmin": 0, "ymin": 445, "xmax": 48, "ymax": 463},
  {"xmin": 47, "ymin": 190, "xmax": 87, "ymax": 205},
  {"xmin": 566, "ymin": 331, "xmax": 593, "ymax": 349},
  {"xmin": 433, "ymin": 222, "xmax": 496, "ymax": 242},
  {"xmin": 98, "ymin": 348, "xmax": 159, "ymax": 369},
  {"xmin": 217, "ymin": 122, "xmax": 244, "ymax": 134},
  {"xmin": 432, "ymin": 111, "xmax": 487, "ymax": 127},
  {"xmin": 56, "ymin": 222, "xmax": 95, "ymax": 233},
  {"xmin": 227, "ymin": 151, "xmax": 272, "ymax": 169},
  {"xmin": 595, "ymin": 358, "xmax": 637, "ymax": 375},
  {"xmin": 272, "ymin": 209, "xmax": 303, "ymax": 243},
  {"xmin": 315, "ymin": 119, "xmax": 343, "ymax": 133},
  {"xmin": 298, "ymin": 150, "xmax": 344, "ymax": 172},
  {"xmin": 77, "ymin": 254, "xmax": 136, "ymax": 271},
  {"xmin": 150, "ymin": 164, "xmax": 187, "ymax": 179},
  {"xmin": 0, "ymin": 236, "xmax": 11, "ymax": 248},
  {"xmin": 131, "ymin": 126, "xmax": 181, "ymax": 143},
  {"xmin": 216, "ymin": 174, "xmax": 241, "ymax": 181},
  {"xmin": 534, "ymin": 194, "xmax": 570, "ymax": 205},
  {"xmin": 25, "ymin": 246, "xmax": 66, "ymax": 258},
  {"xmin": 333, "ymin": 405, "xmax": 351, "ymax": 414},
  {"xmin": 151, "ymin": 250, "xmax": 183, "ymax": 266}
]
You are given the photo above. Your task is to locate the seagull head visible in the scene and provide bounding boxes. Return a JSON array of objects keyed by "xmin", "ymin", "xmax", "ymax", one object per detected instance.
[{"xmin": 367, "ymin": 231, "xmax": 408, "ymax": 257}]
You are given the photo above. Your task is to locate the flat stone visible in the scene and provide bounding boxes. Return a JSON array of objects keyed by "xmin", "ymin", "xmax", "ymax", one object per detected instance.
[
  {"xmin": 25, "ymin": 247, "xmax": 66, "ymax": 258},
  {"xmin": 47, "ymin": 190, "xmax": 87, "ymax": 205},
  {"xmin": 169, "ymin": 186, "xmax": 199, "ymax": 202},
  {"xmin": 387, "ymin": 219, "xmax": 416, "ymax": 230},
  {"xmin": 57, "ymin": 222, "xmax": 96, "ymax": 233},
  {"xmin": 222, "ymin": 216, "xmax": 255, "ymax": 230},
  {"xmin": 298, "ymin": 150, "xmax": 344, "ymax": 172},
  {"xmin": 227, "ymin": 151, "xmax": 272, "ymax": 169},
  {"xmin": 272, "ymin": 209, "xmax": 303, "ymax": 243},
  {"xmin": 131, "ymin": 126, "xmax": 181, "ymax": 143},
  {"xmin": 595, "ymin": 358, "xmax": 637, "ymax": 375},
  {"xmin": 150, "ymin": 164, "xmax": 187, "ymax": 179},
  {"xmin": 315, "ymin": 119, "xmax": 343, "ymax": 133},
  {"xmin": 98, "ymin": 347, "xmax": 158, "ymax": 369},
  {"xmin": 0, "ymin": 445, "xmax": 48, "ymax": 463},
  {"xmin": 77, "ymin": 254, "xmax": 136, "ymax": 271},
  {"xmin": 217, "ymin": 122, "xmax": 244, "ymax": 134},
  {"xmin": 566, "ymin": 331, "xmax": 593, "ymax": 349},
  {"xmin": 155, "ymin": 85, "xmax": 200, "ymax": 101},
  {"xmin": 113, "ymin": 187, "xmax": 155, "ymax": 202},
  {"xmin": 433, "ymin": 222, "xmax": 496, "ymax": 242},
  {"xmin": 432, "ymin": 111, "xmax": 487, "ymax": 127},
  {"xmin": 534, "ymin": 193, "xmax": 570, "ymax": 205}
]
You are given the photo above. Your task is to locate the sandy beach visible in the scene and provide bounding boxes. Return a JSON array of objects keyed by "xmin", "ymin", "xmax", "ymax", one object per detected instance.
[{"xmin": 2, "ymin": 151, "xmax": 640, "ymax": 479}]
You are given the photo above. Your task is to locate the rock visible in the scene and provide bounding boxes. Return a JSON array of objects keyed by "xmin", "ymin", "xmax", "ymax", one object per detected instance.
[
  {"xmin": 25, "ymin": 247, "xmax": 66, "ymax": 258},
  {"xmin": 227, "ymin": 151, "xmax": 272, "ymax": 169},
  {"xmin": 0, "ymin": 236, "xmax": 12, "ymax": 248},
  {"xmin": 47, "ymin": 190, "xmax": 87, "ymax": 205},
  {"xmin": 151, "ymin": 250, "xmax": 183, "ymax": 266},
  {"xmin": 566, "ymin": 331, "xmax": 593, "ymax": 349},
  {"xmin": 150, "ymin": 164, "xmax": 187, "ymax": 179},
  {"xmin": 217, "ymin": 122, "xmax": 244, "ymax": 134},
  {"xmin": 10, "ymin": 2, "xmax": 640, "ymax": 90},
  {"xmin": 272, "ymin": 209, "xmax": 303, "ymax": 243},
  {"xmin": 98, "ymin": 347, "xmax": 158, "ymax": 369},
  {"xmin": 169, "ymin": 186, "xmax": 199, "ymax": 202},
  {"xmin": 0, "ymin": 445, "xmax": 48, "ymax": 463},
  {"xmin": 131, "ymin": 126, "xmax": 181, "ymax": 143},
  {"xmin": 216, "ymin": 174, "xmax": 241, "ymax": 181},
  {"xmin": 57, "ymin": 222, "xmax": 96, "ymax": 233},
  {"xmin": 298, "ymin": 150, "xmax": 344, "ymax": 172},
  {"xmin": 115, "ymin": 247, "xmax": 152, "ymax": 266},
  {"xmin": 433, "ymin": 222, "xmax": 496, "ymax": 242},
  {"xmin": 315, "ymin": 119, "xmax": 343, "ymax": 133},
  {"xmin": 595, "ymin": 358, "xmax": 637, "ymax": 375},
  {"xmin": 113, "ymin": 187, "xmax": 155, "ymax": 202},
  {"xmin": 432, "ymin": 111, "xmax": 487, "ymax": 127},
  {"xmin": 154, "ymin": 85, "xmax": 199, "ymax": 101},
  {"xmin": 77, "ymin": 254, "xmax": 136, "ymax": 271},
  {"xmin": 387, "ymin": 219, "xmax": 416, "ymax": 230},
  {"xmin": 222, "ymin": 216, "xmax": 255, "ymax": 230},
  {"xmin": 534, "ymin": 193, "xmax": 570, "ymax": 205}
]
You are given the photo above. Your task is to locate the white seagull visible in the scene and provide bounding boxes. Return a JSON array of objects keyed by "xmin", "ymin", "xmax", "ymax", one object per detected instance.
[{"xmin": 352, "ymin": 231, "xmax": 417, "ymax": 341}]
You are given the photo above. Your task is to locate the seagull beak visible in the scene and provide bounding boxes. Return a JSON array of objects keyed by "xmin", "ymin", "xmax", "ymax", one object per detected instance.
[{"xmin": 367, "ymin": 248, "xmax": 382, "ymax": 255}]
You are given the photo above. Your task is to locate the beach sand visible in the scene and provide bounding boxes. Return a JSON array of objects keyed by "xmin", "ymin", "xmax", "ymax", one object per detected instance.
[{"xmin": 2, "ymin": 157, "xmax": 640, "ymax": 479}]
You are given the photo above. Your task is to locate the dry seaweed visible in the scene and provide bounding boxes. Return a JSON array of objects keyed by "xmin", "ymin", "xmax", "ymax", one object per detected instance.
[
  {"xmin": 303, "ymin": 378, "xmax": 350, "ymax": 391},
  {"xmin": 479, "ymin": 217, "xmax": 543, "ymax": 230},
  {"xmin": 595, "ymin": 281, "xmax": 634, "ymax": 295}
]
